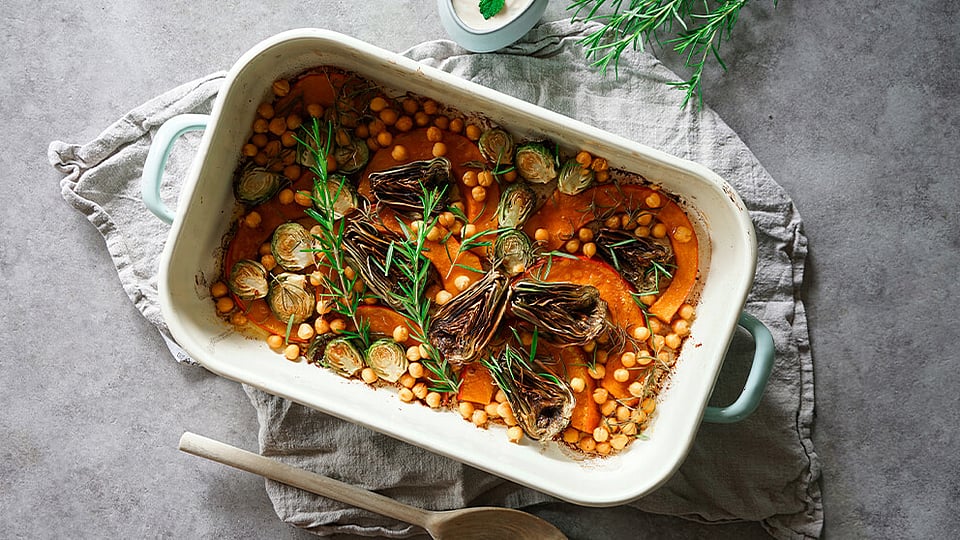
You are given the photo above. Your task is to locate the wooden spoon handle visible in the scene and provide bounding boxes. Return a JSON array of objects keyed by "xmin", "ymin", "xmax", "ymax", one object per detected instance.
[{"xmin": 178, "ymin": 432, "xmax": 432, "ymax": 528}]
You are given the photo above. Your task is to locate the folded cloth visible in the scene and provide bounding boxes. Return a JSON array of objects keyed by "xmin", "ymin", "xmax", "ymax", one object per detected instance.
[{"xmin": 49, "ymin": 19, "xmax": 821, "ymax": 540}]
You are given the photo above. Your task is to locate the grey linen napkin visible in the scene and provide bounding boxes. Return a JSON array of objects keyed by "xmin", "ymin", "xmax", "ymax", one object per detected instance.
[{"xmin": 49, "ymin": 20, "xmax": 821, "ymax": 540}]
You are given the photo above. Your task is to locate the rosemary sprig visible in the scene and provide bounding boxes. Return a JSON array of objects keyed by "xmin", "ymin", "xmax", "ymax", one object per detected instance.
[
  {"xmin": 567, "ymin": 0, "xmax": 774, "ymax": 108},
  {"xmin": 298, "ymin": 118, "xmax": 371, "ymax": 348},
  {"xmin": 385, "ymin": 183, "xmax": 460, "ymax": 393}
]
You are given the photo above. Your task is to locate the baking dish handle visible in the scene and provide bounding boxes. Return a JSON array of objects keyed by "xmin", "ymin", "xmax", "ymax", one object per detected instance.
[
  {"xmin": 141, "ymin": 113, "xmax": 209, "ymax": 224},
  {"xmin": 702, "ymin": 312, "xmax": 775, "ymax": 423}
]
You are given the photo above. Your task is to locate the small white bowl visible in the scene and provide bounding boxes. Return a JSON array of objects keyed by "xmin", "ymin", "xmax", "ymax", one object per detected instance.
[{"xmin": 437, "ymin": 0, "xmax": 550, "ymax": 52}]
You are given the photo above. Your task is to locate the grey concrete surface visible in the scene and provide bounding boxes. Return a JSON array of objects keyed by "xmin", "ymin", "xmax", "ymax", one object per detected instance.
[{"xmin": 2, "ymin": 1, "xmax": 957, "ymax": 538}]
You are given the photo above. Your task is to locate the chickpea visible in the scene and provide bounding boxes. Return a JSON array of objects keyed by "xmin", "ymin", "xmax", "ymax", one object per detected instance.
[
  {"xmin": 408, "ymin": 361, "xmax": 424, "ymax": 379},
  {"xmin": 399, "ymin": 373, "xmax": 417, "ymax": 389},
  {"xmin": 256, "ymin": 102, "xmax": 274, "ymax": 119},
  {"xmin": 283, "ymin": 344, "xmax": 300, "ymax": 361},
  {"xmin": 462, "ymin": 223, "xmax": 478, "ymax": 239},
  {"xmin": 272, "ymin": 79, "xmax": 290, "ymax": 97},
  {"xmin": 471, "ymin": 185, "xmax": 487, "ymax": 202},
  {"xmin": 361, "ymin": 368, "xmax": 378, "ymax": 384},
  {"xmin": 679, "ymin": 303, "xmax": 696, "ymax": 320},
  {"xmin": 465, "ymin": 124, "xmax": 482, "ymax": 140},
  {"xmin": 215, "ymin": 296, "xmax": 234, "ymax": 314},
  {"xmin": 652, "ymin": 223, "xmax": 668, "ymax": 238},
  {"xmin": 578, "ymin": 435, "xmax": 596, "ymax": 453},
  {"xmin": 564, "ymin": 239, "xmax": 581, "ymax": 254},
  {"xmin": 458, "ymin": 401, "xmax": 475, "ymax": 419},
  {"xmin": 645, "ymin": 193, "xmax": 662, "ymax": 208},
  {"xmin": 621, "ymin": 351, "xmax": 637, "ymax": 367},
  {"xmin": 507, "ymin": 426, "xmax": 524, "ymax": 443},
  {"xmin": 422, "ymin": 99, "xmax": 439, "ymax": 115},
  {"xmin": 241, "ymin": 143, "xmax": 258, "ymax": 157},
  {"xmin": 665, "ymin": 333, "xmax": 682, "ymax": 349},
  {"xmin": 391, "ymin": 145, "xmax": 409, "ymax": 162},
  {"xmin": 378, "ymin": 108, "xmax": 398, "ymax": 126},
  {"xmin": 355, "ymin": 124, "xmax": 370, "ymax": 139},
  {"xmin": 495, "ymin": 390, "xmax": 507, "ymax": 403},
  {"xmin": 414, "ymin": 111, "xmax": 431, "ymax": 127},
  {"xmin": 575, "ymin": 151, "xmax": 592, "ymax": 167},
  {"xmin": 435, "ymin": 290, "xmax": 453, "ymax": 305},
  {"xmin": 412, "ymin": 382, "xmax": 429, "ymax": 400},
  {"xmin": 294, "ymin": 190, "xmax": 313, "ymax": 207},
  {"xmin": 244, "ymin": 211, "xmax": 262, "ymax": 228},
  {"xmin": 401, "ymin": 97, "xmax": 419, "ymax": 115},
  {"xmin": 593, "ymin": 426, "xmax": 610, "ymax": 443},
  {"xmin": 628, "ymin": 381, "xmax": 645, "ymax": 398},
  {"xmin": 393, "ymin": 325, "xmax": 410, "ymax": 343},
  {"xmin": 577, "ymin": 227, "xmax": 594, "ymax": 243},
  {"xmin": 266, "ymin": 334, "xmax": 284, "ymax": 350},
  {"xmin": 297, "ymin": 323, "xmax": 315, "ymax": 341},
  {"xmin": 314, "ymin": 318, "xmax": 330, "ymax": 335},
  {"xmin": 632, "ymin": 326, "xmax": 651, "ymax": 342},
  {"xmin": 329, "ymin": 318, "xmax": 346, "ymax": 334},
  {"xmin": 449, "ymin": 117, "xmax": 464, "ymax": 133},
  {"xmin": 251, "ymin": 133, "xmax": 268, "ymax": 148},
  {"xmin": 587, "ymin": 364, "xmax": 605, "ymax": 380},
  {"xmin": 673, "ymin": 319, "xmax": 691, "ymax": 336},
  {"xmin": 471, "ymin": 409, "xmax": 488, "ymax": 427},
  {"xmin": 616, "ymin": 405, "xmax": 632, "ymax": 422},
  {"xmin": 592, "ymin": 387, "xmax": 609, "ymax": 405},
  {"xmin": 582, "ymin": 242, "xmax": 597, "ymax": 258},
  {"xmin": 376, "ymin": 131, "xmax": 393, "ymax": 147},
  {"xmin": 433, "ymin": 115, "xmax": 450, "ymax": 130},
  {"xmin": 425, "ymin": 392, "xmax": 442, "ymax": 408},
  {"xmin": 484, "ymin": 402, "xmax": 500, "ymax": 418},
  {"xmin": 368, "ymin": 118, "xmax": 385, "ymax": 136},
  {"xmin": 426, "ymin": 225, "xmax": 442, "ymax": 242},
  {"xmin": 230, "ymin": 312, "xmax": 247, "ymax": 326},
  {"xmin": 590, "ymin": 157, "xmax": 609, "ymax": 171},
  {"xmin": 477, "ymin": 170, "xmax": 494, "ymax": 187},
  {"xmin": 210, "ymin": 282, "xmax": 229, "ymax": 298},
  {"xmin": 306, "ymin": 103, "xmax": 324, "ymax": 118},
  {"xmin": 674, "ymin": 225, "xmax": 693, "ymax": 243},
  {"xmin": 603, "ymin": 215, "xmax": 621, "ymax": 229},
  {"xmin": 252, "ymin": 118, "xmax": 269, "ymax": 134},
  {"xmin": 570, "ymin": 377, "xmax": 586, "ymax": 393},
  {"xmin": 610, "ymin": 433, "xmax": 630, "ymax": 451},
  {"xmin": 418, "ymin": 344, "xmax": 430, "ymax": 360},
  {"xmin": 562, "ymin": 428, "xmax": 580, "ymax": 444},
  {"xmin": 398, "ymin": 387, "xmax": 415, "ymax": 402},
  {"xmin": 620, "ymin": 422, "xmax": 638, "ymax": 437},
  {"xmin": 426, "ymin": 126, "xmax": 443, "ymax": 142},
  {"xmin": 462, "ymin": 170, "xmax": 478, "ymax": 187},
  {"xmin": 614, "ymin": 368, "xmax": 630, "ymax": 383},
  {"xmin": 634, "ymin": 226, "xmax": 651, "ymax": 238},
  {"xmin": 432, "ymin": 142, "xmax": 447, "ymax": 157},
  {"xmin": 369, "ymin": 96, "xmax": 388, "ymax": 112},
  {"xmin": 406, "ymin": 346, "xmax": 422, "ymax": 362},
  {"xmin": 268, "ymin": 117, "xmax": 287, "ymax": 136},
  {"xmin": 534, "ymin": 228, "xmax": 549, "ymax": 242},
  {"xmin": 497, "ymin": 402, "xmax": 516, "ymax": 425},
  {"xmin": 637, "ymin": 352, "xmax": 654, "ymax": 367},
  {"xmin": 394, "ymin": 116, "xmax": 414, "ymax": 132},
  {"xmin": 285, "ymin": 114, "xmax": 302, "ymax": 131},
  {"xmin": 454, "ymin": 275, "xmax": 472, "ymax": 291},
  {"xmin": 283, "ymin": 164, "xmax": 301, "ymax": 180}
]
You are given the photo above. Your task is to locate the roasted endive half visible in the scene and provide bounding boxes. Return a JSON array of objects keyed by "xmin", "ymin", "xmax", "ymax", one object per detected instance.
[
  {"xmin": 509, "ymin": 279, "xmax": 608, "ymax": 346},
  {"xmin": 594, "ymin": 228, "xmax": 674, "ymax": 292},
  {"xmin": 429, "ymin": 270, "xmax": 511, "ymax": 365},
  {"xmin": 481, "ymin": 344, "xmax": 574, "ymax": 441},
  {"xmin": 367, "ymin": 157, "xmax": 452, "ymax": 219}
]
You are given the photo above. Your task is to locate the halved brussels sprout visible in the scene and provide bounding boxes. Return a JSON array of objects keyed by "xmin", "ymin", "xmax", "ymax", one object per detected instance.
[
  {"xmin": 429, "ymin": 270, "xmax": 511, "ymax": 365},
  {"xmin": 227, "ymin": 259, "xmax": 269, "ymax": 300},
  {"xmin": 594, "ymin": 228, "xmax": 674, "ymax": 292},
  {"xmin": 266, "ymin": 273, "xmax": 314, "ymax": 325},
  {"xmin": 509, "ymin": 279, "xmax": 608, "ymax": 346},
  {"xmin": 322, "ymin": 337, "xmax": 365, "ymax": 377},
  {"xmin": 496, "ymin": 182, "xmax": 537, "ymax": 229},
  {"xmin": 368, "ymin": 157, "xmax": 452, "ymax": 219},
  {"xmin": 494, "ymin": 230, "xmax": 534, "ymax": 276},
  {"xmin": 312, "ymin": 174, "xmax": 359, "ymax": 219},
  {"xmin": 332, "ymin": 137, "xmax": 370, "ymax": 174},
  {"xmin": 514, "ymin": 143, "xmax": 557, "ymax": 184},
  {"xmin": 365, "ymin": 338, "xmax": 409, "ymax": 383},
  {"xmin": 235, "ymin": 166, "xmax": 283, "ymax": 205},
  {"xmin": 557, "ymin": 159, "xmax": 595, "ymax": 196},
  {"xmin": 482, "ymin": 345, "xmax": 574, "ymax": 441},
  {"xmin": 478, "ymin": 128, "xmax": 514, "ymax": 166},
  {"xmin": 271, "ymin": 222, "xmax": 315, "ymax": 272}
]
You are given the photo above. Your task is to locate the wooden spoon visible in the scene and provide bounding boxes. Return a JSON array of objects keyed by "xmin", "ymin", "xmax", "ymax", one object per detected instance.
[{"xmin": 179, "ymin": 432, "xmax": 567, "ymax": 540}]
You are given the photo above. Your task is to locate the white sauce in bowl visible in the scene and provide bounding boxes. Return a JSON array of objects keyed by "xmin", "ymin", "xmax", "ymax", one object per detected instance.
[{"xmin": 451, "ymin": 0, "xmax": 535, "ymax": 32}]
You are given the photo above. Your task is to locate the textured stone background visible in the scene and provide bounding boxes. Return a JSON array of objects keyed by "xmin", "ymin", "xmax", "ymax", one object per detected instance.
[{"xmin": 3, "ymin": 1, "xmax": 958, "ymax": 538}]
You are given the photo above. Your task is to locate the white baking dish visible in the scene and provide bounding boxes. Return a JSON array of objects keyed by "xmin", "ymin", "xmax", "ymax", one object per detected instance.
[{"xmin": 143, "ymin": 29, "xmax": 773, "ymax": 506}]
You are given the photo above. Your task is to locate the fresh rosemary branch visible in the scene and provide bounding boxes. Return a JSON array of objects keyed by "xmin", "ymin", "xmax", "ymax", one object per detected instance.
[
  {"xmin": 385, "ymin": 184, "xmax": 460, "ymax": 393},
  {"xmin": 298, "ymin": 118, "xmax": 371, "ymax": 348},
  {"xmin": 568, "ymin": 0, "xmax": 773, "ymax": 108}
]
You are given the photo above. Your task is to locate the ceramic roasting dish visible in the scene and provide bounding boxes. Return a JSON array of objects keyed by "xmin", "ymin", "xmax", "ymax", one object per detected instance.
[{"xmin": 142, "ymin": 29, "xmax": 774, "ymax": 506}]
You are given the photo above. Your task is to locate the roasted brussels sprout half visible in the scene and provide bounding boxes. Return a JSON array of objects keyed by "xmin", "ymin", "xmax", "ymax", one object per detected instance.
[
  {"xmin": 494, "ymin": 229, "xmax": 534, "ymax": 276},
  {"xmin": 478, "ymin": 128, "xmax": 514, "ymax": 166},
  {"xmin": 266, "ymin": 273, "xmax": 314, "ymax": 325},
  {"xmin": 322, "ymin": 337, "xmax": 365, "ymax": 377},
  {"xmin": 234, "ymin": 166, "xmax": 283, "ymax": 205},
  {"xmin": 594, "ymin": 228, "xmax": 674, "ymax": 292},
  {"xmin": 227, "ymin": 259, "xmax": 269, "ymax": 300},
  {"xmin": 332, "ymin": 136, "xmax": 370, "ymax": 174},
  {"xmin": 509, "ymin": 279, "xmax": 608, "ymax": 346},
  {"xmin": 496, "ymin": 182, "xmax": 537, "ymax": 229},
  {"xmin": 557, "ymin": 159, "xmax": 595, "ymax": 196},
  {"xmin": 271, "ymin": 222, "xmax": 315, "ymax": 272},
  {"xmin": 312, "ymin": 174, "xmax": 359, "ymax": 219},
  {"xmin": 482, "ymin": 345, "xmax": 574, "ymax": 441},
  {"xmin": 514, "ymin": 143, "xmax": 557, "ymax": 184},
  {"xmin": 429, "ymin": 270, "xmax": 512, "ymax": 365},
  {"xmin": 368, "ymin": 157, "xmax": 452, "ymax": 219},
  {"xmin": 365, "ymin": 338, "xmax": 409, "ymax": 383}
]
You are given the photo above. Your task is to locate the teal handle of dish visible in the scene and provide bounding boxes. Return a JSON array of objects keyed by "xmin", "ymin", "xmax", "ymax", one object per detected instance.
[
  {"xmin": 141, "ymin": 114, "xmax": 209, "ymax": 224},
  {"xmin": 703, "ymin": 312, "xmax": 775, "ymax": 423}
]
